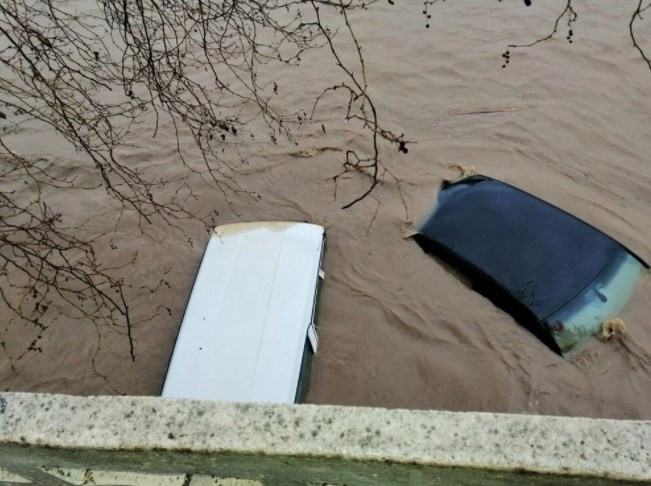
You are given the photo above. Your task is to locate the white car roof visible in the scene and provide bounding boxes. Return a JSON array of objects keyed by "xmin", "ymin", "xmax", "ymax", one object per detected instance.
[{"xmin": 162, "ymin": 221, "xmax": 325, "ymax": 404}]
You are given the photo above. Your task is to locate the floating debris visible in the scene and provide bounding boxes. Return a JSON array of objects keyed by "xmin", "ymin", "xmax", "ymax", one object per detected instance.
[
  {"xmin": 597, "ymin": 318, "xmax": 628, "ymax": 342},
  {"xmin": 448, "ymin": 106, "xmax": 520, "ymax": 116}
]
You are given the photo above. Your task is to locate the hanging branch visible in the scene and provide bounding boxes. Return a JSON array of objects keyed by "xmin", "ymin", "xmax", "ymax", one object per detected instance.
[
  {"xmin": 308, "ymin": 0, "xmax": 410, "ymax": 209},
  {"xmin": 496, "ymin": 0, "xmax": 651, "ymax": 73},
  {"xmin": 501, "ymin": 0, "xmax": 577, "ymax": 68},
  {"xmin": 630, "ymin": 0, "xmax": 651, "ymax": 72},
  {"xmin": 1, "ymin": 0, "xmax": 402, "ymax": 363}
]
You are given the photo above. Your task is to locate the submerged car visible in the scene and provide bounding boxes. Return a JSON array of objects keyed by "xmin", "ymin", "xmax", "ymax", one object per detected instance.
[
  {"xmin": 162, "ymin": 221, "xmax": 325, "ymax": 403},
  {"xmin": 414, "ymin": 175, "xmax": 647, "ymax": 354}
]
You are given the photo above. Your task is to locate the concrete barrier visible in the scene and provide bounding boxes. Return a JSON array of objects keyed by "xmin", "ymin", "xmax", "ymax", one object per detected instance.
[{"xmin": 0, "ymin": 392, "xmax": 648, "ymax": 485}]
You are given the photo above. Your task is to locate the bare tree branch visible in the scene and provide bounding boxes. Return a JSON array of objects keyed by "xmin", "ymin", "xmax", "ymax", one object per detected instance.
[
  {"xmin": 1, "ymin": 0, "xmax": 400, "ymax": 363},
  {"xmin": 630, "ymin": 0, "xmax": 651, "ymax": 72},
  {"xmin": 501, "ymin": 0, "xmax": 577, "ymax": 68},
  {"xmin": 308, "ymin": 0, "xmax": 410, "ymax": 208}
]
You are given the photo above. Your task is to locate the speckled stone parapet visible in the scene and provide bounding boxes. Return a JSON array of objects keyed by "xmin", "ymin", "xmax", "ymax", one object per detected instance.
[{"xmin": 0, "ymin": 392, "xmax": 649, "ymax": 485}]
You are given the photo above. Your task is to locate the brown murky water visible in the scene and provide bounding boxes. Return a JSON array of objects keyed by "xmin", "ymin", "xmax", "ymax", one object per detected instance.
[{"xmin": 2, "ymin": 1, "xmax": 651, "ymax": 419}]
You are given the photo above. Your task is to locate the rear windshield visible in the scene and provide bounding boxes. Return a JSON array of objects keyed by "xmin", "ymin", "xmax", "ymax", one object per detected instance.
[{"xmin": 544, "ymin": 248, "xmax": 644, "ymax": 353}]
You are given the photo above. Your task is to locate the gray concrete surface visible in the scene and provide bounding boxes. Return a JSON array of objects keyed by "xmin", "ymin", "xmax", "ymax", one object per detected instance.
[{"xmin": 0, "ymin": 392, "xmax": 648, "ymax": 484}]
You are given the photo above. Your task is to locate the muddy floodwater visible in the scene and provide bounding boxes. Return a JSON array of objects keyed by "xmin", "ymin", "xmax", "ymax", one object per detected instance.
[{"xmin": 2, "ymin": 1, "xmax": 651, "ymax": 419}]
